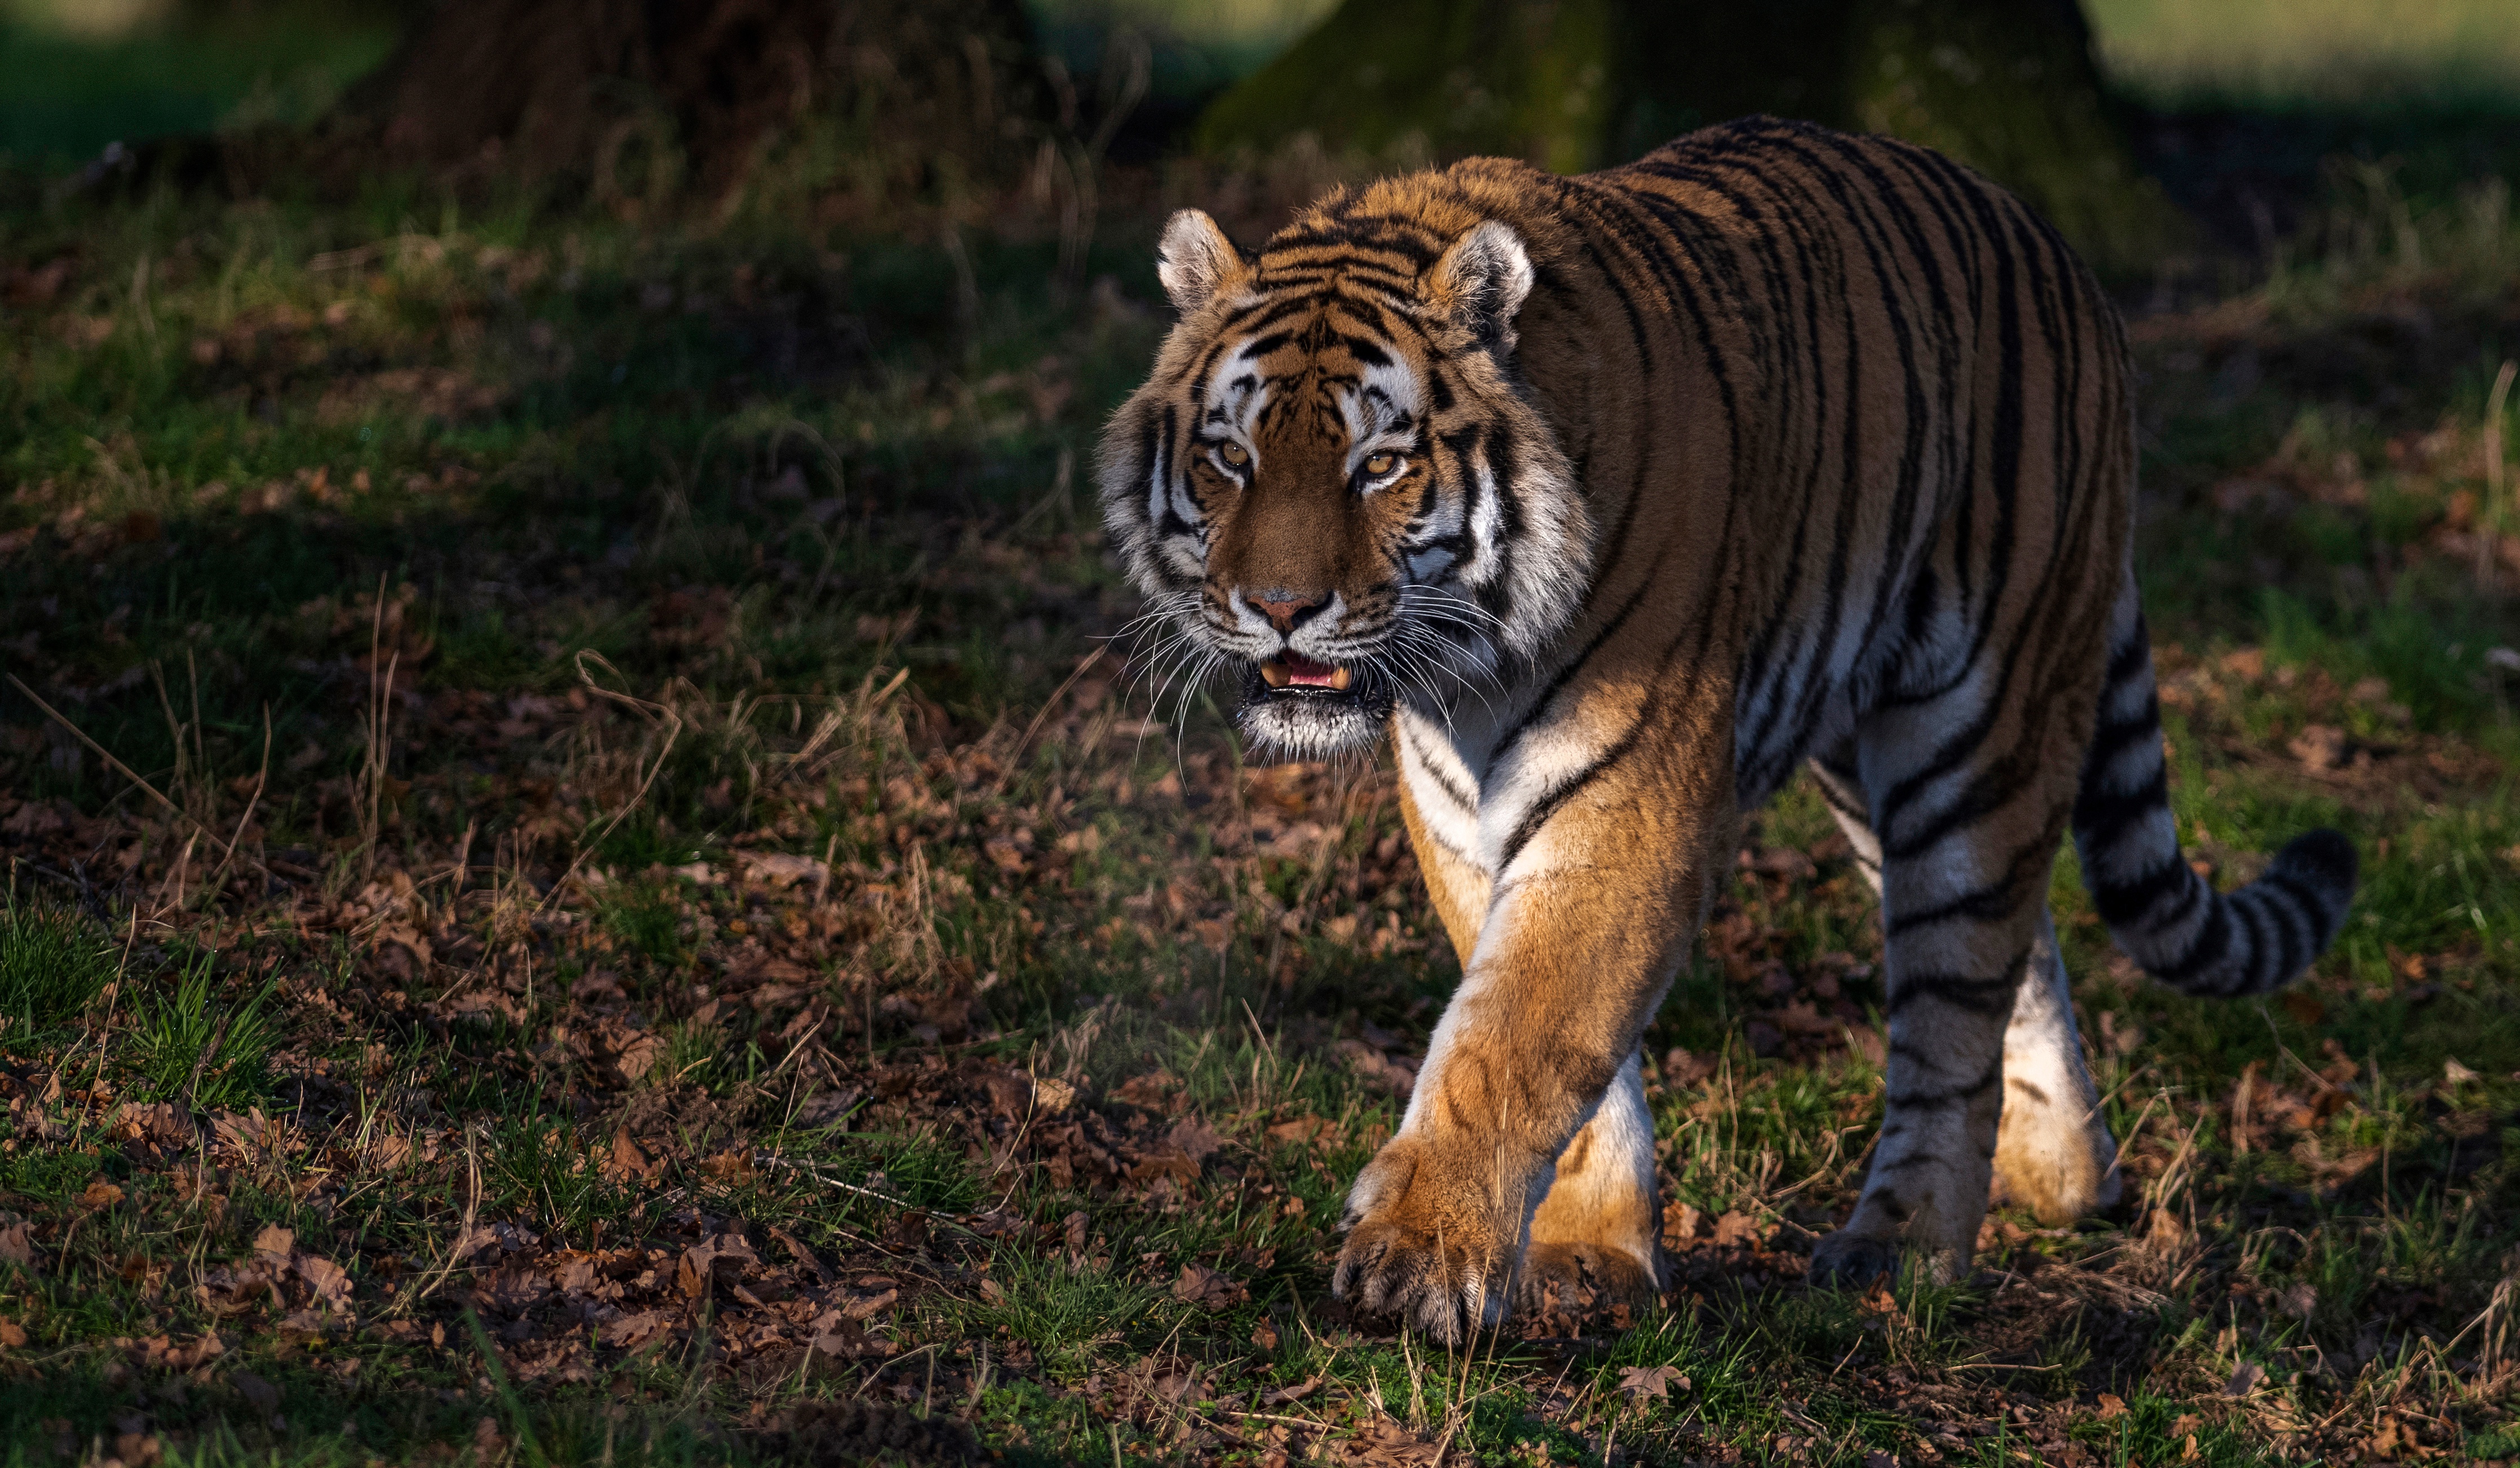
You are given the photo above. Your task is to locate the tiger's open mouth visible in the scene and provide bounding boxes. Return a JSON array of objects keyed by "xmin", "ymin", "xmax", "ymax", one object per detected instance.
[
  {"xmin": 1258, "ymin": 653, "xmax": 1354, "ymax": 693},
  {"xmin": 1236, "ymin": 652, "xmax": 1387, "ymax": 757}
]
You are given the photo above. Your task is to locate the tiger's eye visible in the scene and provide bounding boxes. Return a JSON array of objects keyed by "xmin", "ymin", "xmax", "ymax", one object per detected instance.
[
  {"xmin": 1364, "ymin": 452, "xmax": 1399, "ymax": 477},
  {"xmin": 1219, "ymin": 442, "xmax": 1249, "ymax": 467}
]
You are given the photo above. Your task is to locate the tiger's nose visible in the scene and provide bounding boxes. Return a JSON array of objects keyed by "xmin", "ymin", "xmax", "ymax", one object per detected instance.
[{"xmin": 1249, "ymin": 589, "xmax": 1326, "ymax": 633}]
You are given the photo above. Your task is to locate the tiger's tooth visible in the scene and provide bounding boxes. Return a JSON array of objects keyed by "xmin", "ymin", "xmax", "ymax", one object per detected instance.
[
  {"xmin": 1327, "ymin": 665, "xmax": 1352, "ymax": 691},
  {"xmin": 1259, "ymin": 660, "xmax": 1290, "ymax": 689}
]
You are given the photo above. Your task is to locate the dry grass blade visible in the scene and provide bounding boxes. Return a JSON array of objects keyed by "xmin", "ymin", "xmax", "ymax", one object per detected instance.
[
  {"xmin": 542, "ymin": 649, "xmax": 686, "ymax": 911},
  {"xmin": 358, "ymin": 575, "xmax": 401, "ymax": 882},
  {"xmin": 6, "ymin": 672, "xmax": 237, "ymax": 864},
  {"xmin": 995, "ymin": 644, "xmax": 1107, "ymax": 794}
]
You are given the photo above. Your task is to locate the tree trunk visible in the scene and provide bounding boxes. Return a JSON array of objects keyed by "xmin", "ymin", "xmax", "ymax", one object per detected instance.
[
  {"xmin": 1196, "ymin": 0, "xmax": 2182, "ymax": 269},
  {"xmin": 315, "ymin": 0, "xmax": 1046, "ymax": 202}
]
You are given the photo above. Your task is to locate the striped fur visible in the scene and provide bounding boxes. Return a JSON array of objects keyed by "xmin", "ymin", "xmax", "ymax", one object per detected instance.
[{"xmin": 1098, "ymin": 116, "xmax": 2357, "ymax": 1339}]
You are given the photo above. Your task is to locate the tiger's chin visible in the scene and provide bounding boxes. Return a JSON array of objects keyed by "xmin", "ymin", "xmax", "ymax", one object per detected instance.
[{"xmin": 1234, "ymin": 659, "xmax": 1391, "ymax": 760}]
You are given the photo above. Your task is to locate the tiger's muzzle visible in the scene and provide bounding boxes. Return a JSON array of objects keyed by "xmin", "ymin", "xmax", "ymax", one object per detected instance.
[{"xmin": 1235, "ymin": 653, "xmax": 1392, "ymax": 759}]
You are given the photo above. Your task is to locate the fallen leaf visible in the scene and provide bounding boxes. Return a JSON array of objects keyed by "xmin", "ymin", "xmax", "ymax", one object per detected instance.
[
  {"xmin": 1174, "ymin": 1263, "xmax": 1248, "ymax": 1310},
  {"xmin": 698, "ymin": 1148, "xmax": 758, "ymax": 1184},
  {"xmin": 840, "ymin": 1286, "xmax": 899, "ymax": 1321},
  {"xmin": 0, "ymin": 1320, "xmax": 25, "ymax": 1349},
  {"xmin": 600, "ymin": 1310, "xmax": 671, "ymax": 1349},
  {"xmin": 295, "ymin": 1254, "xmax": 354, "ymax": 1314},
  {"xmin": 678, "ymin": 1234, "xmax": 759, "ymax": 1301},
  {"xmin": 766, "ymin": 1223, "xmax": 828, "ymax": 1281},
  {"xmin": 1711, "ymin": 1211, "xmax": 1763, "ymax": 1248},
  {"xmin": 736, "ymin": 850, "xmax": 829, "ymax": 890},
  {"xmin": 1617, "ymin": 1364, "xmax": 1689, "ymax": 1401},
  {"xmin": 1335, "ymin": 1039, "xmax": 1416, "ymax": 1097},
  {"xmin": 1166, "ymin": 1117, "xmax": 1223, "ymax": 1164},
  {"xmin": 80, "ymin": 1181, "xmax": 125, "ymax": 1210},
  {"xmin": 602, "ymin": 1130, "xmax": 660, "ymax": 1186},
  {"xmin": 2224, "ymin": 1360, "xmax": 2265, "ymax": 1396},
  {"xmin": 2288, "ymin": 724, "xmax": 2349, "ymax": 771},
  {"xmin": 1261, "ymin": 1375, "xmax": 1321, "ymax": 1406}
]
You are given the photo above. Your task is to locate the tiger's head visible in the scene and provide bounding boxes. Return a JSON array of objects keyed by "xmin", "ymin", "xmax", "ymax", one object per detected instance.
[{"xmin": 1098, "ymin": 199, "xmax": 1592, "ymax": 759}]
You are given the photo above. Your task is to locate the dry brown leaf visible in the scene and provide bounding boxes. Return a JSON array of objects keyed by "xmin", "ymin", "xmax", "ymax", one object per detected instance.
[
  {"xmin": 1166, "ymin": 1116, "xmax": 1223, "ymax": 1164},
  {"xmin": 602, "ymin": 1130, "xmax": 661, "ymax": 1186},
  {"xmin": 1711, "ymin": 1212, "xmax": 1763, "ymax": 1248},
  {"xmin": 1261, "ymin": 1374, "xmax": 1320, "ymax": 1406},
  {"xmin": 1616, "ymin": 1364, "xmax": 1689, "ymax": 1400},
  {"xmin": 678, "ymin": 1234, "xmax": 759, "ymax": 1301},
  {"xmin": 0, "ymin": 1220, "xmax": 41, "ymax": 1271},
  {"xmin": 295, "ymin": 1254, "xmax": 354, "ymax": 1314},
  {"xmin": 1173, "ymin": 1263, "xmax": 1248, "ymax": 1310},
  {"xmin": 737, "ymin": 851, "xmax": 830, "ymax": 890},
  {"xmin": 2288, "ymin": 724, "xmax": 2349, "ymax": 771}
]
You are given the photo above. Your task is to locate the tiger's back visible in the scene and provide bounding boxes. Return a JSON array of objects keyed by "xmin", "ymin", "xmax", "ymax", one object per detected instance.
[{"xmin": 1099, "ymin": 116, "xmax": 2355, "ymax": 1336}]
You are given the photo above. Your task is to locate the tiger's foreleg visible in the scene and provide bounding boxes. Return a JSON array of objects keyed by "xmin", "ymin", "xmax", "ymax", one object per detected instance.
[
  {"xmin": 1392, "ymin": 754, "xmax": 1666, "ymax": 1319},
  {"xmin": 1520, "ymin": 1049, "xmax": 1662, "ymax": 1310},
  {"xmin": 1339, "ymin": 706, "xmax": 1725, "ymax": 1343}
]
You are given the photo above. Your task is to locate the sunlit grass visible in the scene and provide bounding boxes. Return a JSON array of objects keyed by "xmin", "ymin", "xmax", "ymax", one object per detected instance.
[{"xmin": 2088, "ymin": 0, "xmax": 2520, "ymax": 107}]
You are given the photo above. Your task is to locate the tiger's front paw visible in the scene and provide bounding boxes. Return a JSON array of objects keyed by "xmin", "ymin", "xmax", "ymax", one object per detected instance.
[{"xmin": 1332, "ymin": 1133, "xmax": 1528, "ymax": 1344}]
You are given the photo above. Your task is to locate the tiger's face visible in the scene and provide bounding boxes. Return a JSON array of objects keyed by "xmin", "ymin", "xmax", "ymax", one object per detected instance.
[{"xmin": 1098, "ymin": 207, "xmax": 1592, "ymax": 759}]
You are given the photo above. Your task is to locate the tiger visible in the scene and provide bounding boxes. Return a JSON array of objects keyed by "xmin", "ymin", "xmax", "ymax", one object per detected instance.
[{"xmin": 1096, "ymin": 114, "xmax": 2358, "ymax": 1341}]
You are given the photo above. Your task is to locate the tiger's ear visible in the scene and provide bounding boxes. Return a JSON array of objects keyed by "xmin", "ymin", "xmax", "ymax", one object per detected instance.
[
  {"xmin": 1426, "ymin": 220, "xmax": 1534, "ymax": 351},
  {"xmin": 1157, "ymin": 209, "xmax": 1246, "ymax": 315}
]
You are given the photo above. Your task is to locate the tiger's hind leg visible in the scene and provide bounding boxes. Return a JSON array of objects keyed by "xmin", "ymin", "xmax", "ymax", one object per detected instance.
[
  {"xmin": 1811, "ymin": 747, "xmax": 2119, "ymax": 1227},
  {"xmin": 1990, "ymin": 909, "xmax": 2120, "ymax": 1223},
  {"xmin": 1807, "ymin": 689, "xmax": 2093, "ymax": 1286},
  {"xmin": 1520, "ymin": 1049, "xmax": 1662, "ymax": 1314}
]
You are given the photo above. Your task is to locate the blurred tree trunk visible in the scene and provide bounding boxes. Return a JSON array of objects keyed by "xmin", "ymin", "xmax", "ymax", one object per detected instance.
[
  {"xmin": 309, "ymin": 0, "xmax": 1046, "ymax": 202},
  {"xmin": 1196, "ymin": 0, "xmax": 2182, "ymax": 269}
]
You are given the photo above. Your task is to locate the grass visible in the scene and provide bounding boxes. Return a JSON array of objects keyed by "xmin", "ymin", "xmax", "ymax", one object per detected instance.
[
  {"xmin": 2087, "ymin": 0, "xmax": 2520, "ymax": 108},
  {"xmin": 0, "ymin": 22, "xmax": 2515, "ymax": 1467},
  {"xmin": 127, "ymin": 948, "xmax": 276, "ymax": 1108},
  {"xmin": 0, "ymin": 0, "xmax": 400, "ymax": 165},
  {"xmin": 0, "ymin": 893, "xmax": 115, "ymax": 1042}
]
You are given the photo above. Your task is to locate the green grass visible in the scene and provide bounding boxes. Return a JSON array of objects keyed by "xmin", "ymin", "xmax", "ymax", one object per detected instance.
[
  {"xmin": 2088, "ymin": 0, "xmax": 2520, "ymax": 108},
  {"xmin": 0, "ymin": 893, "xmax": 115, "ymax": 1043},
  {"xmin": 128, "ymin": 950, "xmax": 277, "ymax": 1108},
  {"xmin": 0, "ymin": 1, "xmax": 399, "ymax": 165}
]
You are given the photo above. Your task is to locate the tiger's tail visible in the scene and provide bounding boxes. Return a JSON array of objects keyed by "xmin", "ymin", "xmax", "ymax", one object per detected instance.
[{"xmin": 2071, "ymin": 570, "xmax": 2359, "ymax": 998}]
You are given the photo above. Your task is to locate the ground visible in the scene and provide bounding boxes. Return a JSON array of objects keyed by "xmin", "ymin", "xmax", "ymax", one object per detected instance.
[{"xmin": 1, "ymin": 86, "xmax": 2519, "ymax": 1468}]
